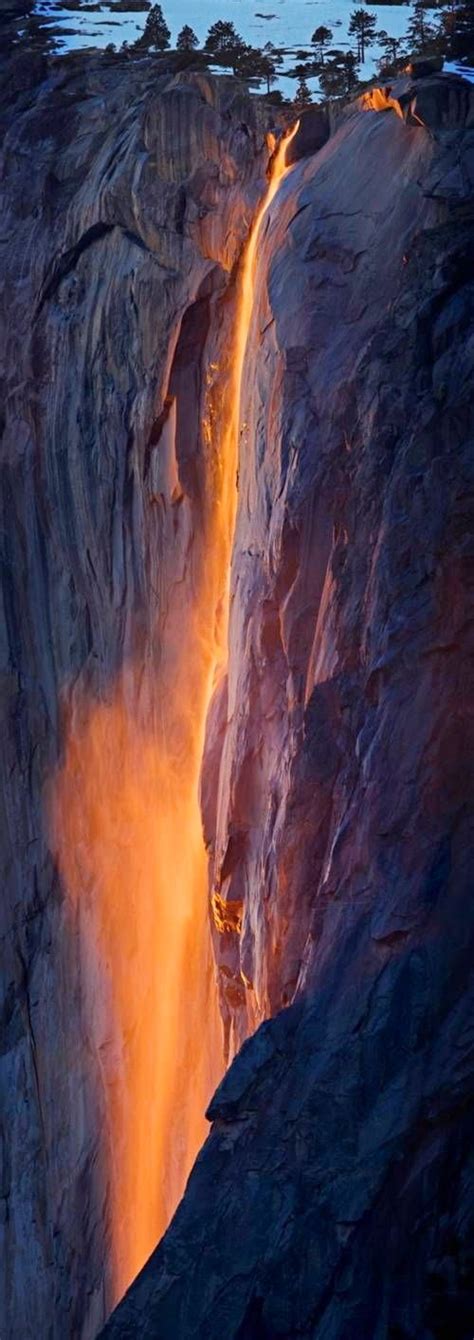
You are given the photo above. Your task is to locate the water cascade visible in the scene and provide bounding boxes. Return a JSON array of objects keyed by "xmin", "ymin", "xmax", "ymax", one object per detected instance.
[{"xmin": 48, "ymin": 121, "xmax": 298, "ymax": 1311}]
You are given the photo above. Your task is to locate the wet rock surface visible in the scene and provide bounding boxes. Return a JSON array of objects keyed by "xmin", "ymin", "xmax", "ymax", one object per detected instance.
[
  {"xmin": 104, "ymin": 77, "xmax": 474, "ymax": 1339},
  {"xmin": 0, "ymin": 53, "xmax": 276, "ymax": 1339}
]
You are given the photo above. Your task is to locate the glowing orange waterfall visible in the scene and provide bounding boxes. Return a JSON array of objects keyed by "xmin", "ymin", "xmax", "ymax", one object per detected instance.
[
  {"xmin": 48, "ymin": 122, "xmax": 298, "ymax": 1310},
  {"xmin": 211, "ymin": 122, "xmax": 300, "ymax": 661}
]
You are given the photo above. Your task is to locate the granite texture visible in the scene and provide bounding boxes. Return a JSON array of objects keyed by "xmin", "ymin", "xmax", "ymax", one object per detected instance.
[
  {"xmin": 2, "ymin": 51, "xmax": 474, "ymax": 1339},
  {"xmin": 0, "ymin": 54, "xmax": 276, "ymax": 1338},
  {"xmin": 104, "ymin": 77, "xmax": 474, "ymax": 1339}
]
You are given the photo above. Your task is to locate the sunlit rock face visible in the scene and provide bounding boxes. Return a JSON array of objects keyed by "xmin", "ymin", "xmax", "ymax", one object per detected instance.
[
  {"xmin": 0, "ymin": 55, "xmax": 278, "ymax": 1339},
  {"xmin": 104, "ymin": 76, "xmax": 474, "ymax": 1338}
]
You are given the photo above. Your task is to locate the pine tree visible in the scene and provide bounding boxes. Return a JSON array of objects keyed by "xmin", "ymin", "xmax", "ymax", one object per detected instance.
[
  {"xmin": 263, "ymin": 40, "xmax": 283, "ymax": 74},
  {"xmin": 233, "ymin": 43, "xmax": 258, "ymax": 78},
  {"xmin": 177, "ymin": 24, "xmax": 199, "ymax": 51},
  {"xmin": 311, "ymin": 25, "xmax": 333, "ymax": 63},
  {"xmin": 244, "ymin": 49, "xmax": 278, "ymax": 93},
  {"xmin": 204, "ymin": 20, "xmax": 246, "ymax": 73},
  {"xmin": 136, "ymin": 3, "xmax": 170, "ymax": 50},
  {"xmin": 344, "ymin": 50, "xmax": 359, "ymax": 92},
  {"xmin": 406, "ymin": 1, "xmax": 439, "ymax": 54},
  {"xmin": 377, "ymin": 29, "xmax": 402, "ymax": 67},
  {"xmin": 440, "ymin": 0, "xmax": 474, "ymax": 60},
  {"xmin": 319, "ymin": 50, "xmax": 359, "ymax": 98},
  {"xmin": 348, "ymin": 8, "xmax": 377, "ymax": 63},
  {"xmin": 295, "ymin": 74, "xmax": 312, "ymax": 107}
]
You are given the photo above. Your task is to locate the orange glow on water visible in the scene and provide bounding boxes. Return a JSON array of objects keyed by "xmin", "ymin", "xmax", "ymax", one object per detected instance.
[
  {"xmin": 49, "ymin": 652, "xmax": 223, "ymax": 1299},
  {"xmin": 213, "ymin": 122, "xmax": 300, "ymax": 658},
  {"xmin": 48, "ymin": 122, "xmax": 298, "ymax": 1310}
]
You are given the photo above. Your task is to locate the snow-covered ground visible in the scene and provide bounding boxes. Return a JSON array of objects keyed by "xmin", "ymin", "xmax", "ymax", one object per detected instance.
[
  {"xmin": 34, "ymin": 0, "xmax": 446, "ymax": 98},
  {"xmin": 35, "ymin": 0, "xmax": 412, "ymax": 78},
  {"xmin": 444, "ymin": 59, "xmax": 474, "ymax": 82}
]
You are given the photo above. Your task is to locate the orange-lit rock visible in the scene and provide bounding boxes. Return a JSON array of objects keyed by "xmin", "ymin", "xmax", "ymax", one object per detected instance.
[
  {"xmin": 360, "ymin": 85, "xmax": 405, "ymax": 117},
  {"xmin": 202, "ymin": 87, "xmax": 440, "ymax": 1046},
  {"xmin": 45, "ymin": 123, "xmax": 297, "ymax": 1302},
  {"xmin": 0, "ymin": 56, "xmax": 281, "ymax": 1339},
  {"xmin": 102, "ymin": 73, "xmax": 474, "ymax": 1340},
  {"xmin": 3, "ymin": 51, "xmax": 474, "ymax": 1340}
]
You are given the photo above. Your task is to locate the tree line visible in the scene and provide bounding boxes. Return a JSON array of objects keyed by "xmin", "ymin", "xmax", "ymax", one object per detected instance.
[{"xmin": 112, "ymin": 1, "xmax": 474, "ymax": 108}]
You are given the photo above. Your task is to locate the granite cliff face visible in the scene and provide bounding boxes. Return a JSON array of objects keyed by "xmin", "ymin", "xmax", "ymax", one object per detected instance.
[
  {"xmin": 0, "ymin": 55, "xmax": 277, "ymax": 1338},
  {"xmin": 104, "ymin": 73, "xmax": 474, "ymax": 1339},
  {"xmin": 1, "ymin": 47, "xmax": 474, "ymax": 1340},
  {"xmin": 204, "ymin": 72, "xmax": 474, "ymax": 1055}
]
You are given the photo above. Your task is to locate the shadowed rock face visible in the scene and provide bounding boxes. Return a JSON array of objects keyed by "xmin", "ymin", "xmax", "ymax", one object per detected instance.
[
  {"xmin": 103, "ymin": 78, "xmax": 474, "ymax": 1339},
  {"xmin": 0, "ymin": 55, "xmax": 277, "ymax": 1339},
  {"xmin": 2, "ymin": 47, "xmax": 474, "ymax": 1340}
]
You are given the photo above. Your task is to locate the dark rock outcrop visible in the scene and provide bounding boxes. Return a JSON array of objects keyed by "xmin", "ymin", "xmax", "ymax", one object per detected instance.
[
  {"xmin": 407, "ymin": 55, "xmax": 444, "ymax": 78},
  {"xmin": 286, "ymin": 105, "xmax": 330, "ymax": 165},
  {"xmin": 363, "ymin": 67, "xmax": 474, "ymax": 132},
  {"xmin": 103, "ymin": 77, "xmax": 474, "ymax": 1339}
]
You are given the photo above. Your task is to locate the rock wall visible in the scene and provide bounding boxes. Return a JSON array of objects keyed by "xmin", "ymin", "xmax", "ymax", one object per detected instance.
[
  {"xmin": 0, "ymin": 55, "xmax": 277, "ymax": 1338},
  {"xmin": 103, "ymin": 75, "xmax": 474, "ymax": 1338}
]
